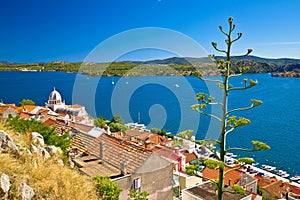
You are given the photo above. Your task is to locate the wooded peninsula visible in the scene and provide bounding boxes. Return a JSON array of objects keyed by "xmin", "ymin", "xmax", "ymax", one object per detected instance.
[{"xmin": 1, "ymin": 56, "xmax": 299, "ymax": 77}]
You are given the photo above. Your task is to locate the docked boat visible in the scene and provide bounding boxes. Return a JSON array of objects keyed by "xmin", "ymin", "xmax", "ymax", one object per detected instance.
[
  {"xmin": 261, "ymin": 164, "xmax": 270, "ymax": 169},
  {"xmin": 263, "ymin": 165, "xmax": 276, "ymax": 171},
  {"xmin": 277, "ymin": 170, "xmax": 287, "ymax": 176},
  {"xmin": 291, "ymin": 176, "xmax": 300, "ymax": 181},
  {"xmin": 225, "ymin": 152, "xmax": 237, "ymax": 158},
  {"xmin": 252, "ymin": 162, "xmax": 259, "ymax": 166},
  {"xmin": 281, "ymin": 174, "xmax": 290, "ymax": 178},
  {"xmin": 268, "ymin": 166, "xmax": 276, "ymax": 171}
]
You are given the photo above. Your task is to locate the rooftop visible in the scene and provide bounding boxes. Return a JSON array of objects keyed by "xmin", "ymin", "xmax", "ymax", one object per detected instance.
[
  {"xmin": 73, "ymin": 155, "xmax": 120, "ymax": 177},
  {"xmin": 202, "ymin": 165, "xmax": 244, "ymax": 186},
  {"xmin": 184, "ymin": 181, "xmax": 251, "ymax": 200},
  {"xmin": 182, "ymin": 150, "xmax": 198, "ymax": 163},
  {"xmin": 71, "ymin": 132, "xmax": 153, "ymax": 175}
]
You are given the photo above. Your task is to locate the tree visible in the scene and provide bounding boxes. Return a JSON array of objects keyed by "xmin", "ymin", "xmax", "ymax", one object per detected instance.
[
  {"xmin": 93, "ymin": 176, "xmax": 122, "ymax": 200},
  {"xmin": 176, "ymin": 130, "xmax": 194, "ymax": 141},
  {"xmin": 109, "ymin": 122, "xmax": 128, "ymax": 132},
  {"xmin": 94, "ymin": 116, "xmax": 107, "ymax": 128},
  {"xmin": 19, "ymin": 99, "xmax": 35, "ymax": 106},
  {"xmin": 191, "ymin": 17, "xmax": 270, "ymax": 200},
  {"xmin": 150, "ymin": 127, "xmax": 166, "ymax": 136},
  {"xmin": 185, "ymin": 164, "xmax": 199, "ymax": 176},
  {"xmin": 128, "ymin": 190, "xmax": 149, "ymax": 200},
  {"xmin": 110, "ymin": 114, "xmax": 124, "ymax": 124}
]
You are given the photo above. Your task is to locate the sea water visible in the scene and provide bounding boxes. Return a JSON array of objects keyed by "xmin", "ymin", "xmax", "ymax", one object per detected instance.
[{"xmin": 0, "ymin": 71, "xmax": 299, "ymax": 176}]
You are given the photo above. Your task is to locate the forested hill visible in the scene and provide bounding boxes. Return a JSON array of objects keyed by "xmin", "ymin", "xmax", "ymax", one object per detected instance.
[{"xmin": 1, "ymin": 56, "xmax": 300, "ymax": 76}]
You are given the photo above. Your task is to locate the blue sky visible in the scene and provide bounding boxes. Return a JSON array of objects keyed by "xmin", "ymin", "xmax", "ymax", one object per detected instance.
[{"xmin": 0, "ymin": 0, "xmax": 299, "ymax": 63}]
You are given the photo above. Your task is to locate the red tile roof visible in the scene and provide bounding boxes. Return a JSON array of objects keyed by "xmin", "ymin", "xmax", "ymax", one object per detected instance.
[
  {"xmin": 135, "ymin": 131, "xmax": 151, "ymax": 141},
  {"xmin": 291, "ymin": 185, "xmax": 300, "ymax": 195},
  {"xmin": 71, "ymin": 132, "xmax": 152, "ymax": 174},
  {"xmin": 69, "ymin": 122, "xmax": 93, "ymax": 133},
  {"xmin": 202, "ymin": 165, "xmax": 244, "ymax": 186},
  {"xmin": 69, "ymin": 104, "xmax": 84, "ymax": 108},
  {"xmin": 44, "ymin": 118, "xmax": 56, "ymax": 126},
  {"xmin": 58, "ymin": 113, "xmax": 68, "ymax": 117},
  {"xmin": 123, "ymin": 129, "xmax": 141, "ymax": 137},
  {"xmin": 152, "ymin": 145, "xmax": 181, "ymax": 162},
  {"xmin": 254, "ymin": 175, "xmax": 277, "ymax": 188},
  {"xmin": 0, "ymin": 106, "xmax": 8, "ymax": 114},
  {"xmin": 89, "ymin": 134, "xmax": 152, "ymax": 174},
  {"xmin": 263, "ymin": 180, "xmax": 282, "ymax": 198},
  {"xmin": 71, "ymin": 132, "xmax": 95, "ymax": 155},
  {"xmin": 0, "ymin": 104, "xmax": 22, "ymax": 113},
  {"xmin": 36, "ymin": 109, "xmax": 49, "ymax": 115},
  {"xmin": 147, "ymin": 134, "xmax": 170, "ymax": 145},
  {"xmin": 182, "ymin": 150, "xmax": 198, "ymax": 163},
  {"xmin": 22, "ymin": 105, "xmax": 37, "ymax": 112},
  {"xmin": 19, "ymin": 112, "xmax": 31, "ymax": 119}
]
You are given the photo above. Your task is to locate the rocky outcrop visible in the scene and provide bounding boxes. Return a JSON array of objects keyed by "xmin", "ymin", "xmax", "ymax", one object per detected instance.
[
  {"xmin": 30, "ymin": 132, "xmax": 45, "ymax": 146},
  {"xmin": 29, "ymin": 133, "xmax": 59, "ymax": 160},
  {"xmin": 18, "ymin": 182, "xmax": 35, "ymax": 200},
  {"xmin": 57, "ymin": 159, "xmax": 64, "ymax": 166},
  {"xmin": 1, "ymin": 174, "xmax": 35, "ymax": 200},
  {"xmin": 41, "ymin": 148, "xmax": 51, "ymax": 160},
  {"xmin": 30, "ymin": 144, "xmax": 51, "ymax": 160},
  {"xmin": 0, "ymin": 173, "xmax": 10, "ymax": 195},
  {"xmin": 0, "ymin": 130, "xmax": 72, "ymax": 199},
  {"xmin": 45, "ymin": 145, "xmax": 57, "ymax": 156},
  {"xmin": 0, "ymin": 130, "xmax": 19, "ymax": 155}
]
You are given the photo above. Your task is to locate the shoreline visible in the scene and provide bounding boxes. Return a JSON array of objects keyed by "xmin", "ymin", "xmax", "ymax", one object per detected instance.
[{"xmin": 195, "ymin": 144, "xmax": 300, "ymax": 185}]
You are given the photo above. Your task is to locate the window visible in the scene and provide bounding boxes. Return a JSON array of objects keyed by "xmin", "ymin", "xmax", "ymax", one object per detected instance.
[{"xmin": 133, "ymin": 178, "xmax": 141, "ymax": 189}]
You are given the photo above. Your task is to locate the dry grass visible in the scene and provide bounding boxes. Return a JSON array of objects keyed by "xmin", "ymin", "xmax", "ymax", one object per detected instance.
[{"xmin": 0, "ymin": 123, "xmax": 99, "ymax": 200}]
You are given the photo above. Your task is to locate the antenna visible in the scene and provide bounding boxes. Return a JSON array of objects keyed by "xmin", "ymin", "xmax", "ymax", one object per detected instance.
[{"xmin": 138, "ymin": 112, "xmax": 141, "ymax": 123}]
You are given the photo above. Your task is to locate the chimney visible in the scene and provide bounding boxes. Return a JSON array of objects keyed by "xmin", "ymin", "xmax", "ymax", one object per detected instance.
[
  {"xmin": 121, "ymin": 161, "xmax": 127, "ymax": 175},
  {"xmin": 145, "ymin": 141, "xmax": 150, "ymax": 149},
  {"xmin": 228, "ymin": 178, "xmax": 232, "ymax": 186},
  {"xmin": 174, "ymin": 147, "xmax": 180, "ymax": 155},
  {"xmin": 103, "ymin": 124, "xmax": 108, "ymax": 132},
  {"xmin": 99, "ymin": 141, "xmax": 104, "ymax": 160}
]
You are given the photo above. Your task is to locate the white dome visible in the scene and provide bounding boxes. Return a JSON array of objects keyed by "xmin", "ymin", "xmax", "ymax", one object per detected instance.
[{"xmin": 48, "ymin": 88, "xmax": 62, "ymax": 103}]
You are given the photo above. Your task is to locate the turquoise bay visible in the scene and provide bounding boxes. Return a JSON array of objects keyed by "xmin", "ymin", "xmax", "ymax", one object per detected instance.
[{"xmin": 0, "ymin": 71, "xmax": 299, "ymax": 176}]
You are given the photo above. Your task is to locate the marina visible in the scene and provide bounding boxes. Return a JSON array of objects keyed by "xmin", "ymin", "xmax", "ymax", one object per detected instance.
[{"xmin": 196, "ymin": 144, "xmax": 300, "ymax": 187}]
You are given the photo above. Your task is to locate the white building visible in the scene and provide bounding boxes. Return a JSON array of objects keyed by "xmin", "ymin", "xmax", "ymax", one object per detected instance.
[{"xmin": 46, "ymin": 88, "xmax": 93, "ymax": 126}]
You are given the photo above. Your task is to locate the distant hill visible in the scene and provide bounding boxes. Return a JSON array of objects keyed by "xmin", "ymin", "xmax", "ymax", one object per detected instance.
[
  {"xmin": 1, "ymin": 55, "xmax": 300, "ymax": 76},
  {"xmin": 133, "ymin": 55, "xmax": 300, "ymax": 66},
  {"xmin": 132, "ymin": 57, "xmax": 211, "ymax": 65}
]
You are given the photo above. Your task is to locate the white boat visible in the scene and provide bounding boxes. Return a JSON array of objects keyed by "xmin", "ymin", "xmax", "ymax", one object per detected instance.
[
  {"xmin": 281, "ymin": 174, "xmax": 290, "ymax": 178},
  {"xmin": 277, "ymin": 170, "xmax": 287, "ymax": 176},
  {"xmin": 266, "ymin": 166, "xmax": 276, "ymax": 171},
  {"xmin": 175, "ymin": 84, "xmax": 179, "ymax": 88},
  {"xmin": 261, "ymin": 164, "xmax": 269, "ymax": 169},
  {"xmin": 252, "ymin": 162, "xmax": 259, "ymax": 166},
  {"xmin": 226, "ymin": 152, "xmax": 233, "ymax": 156},
  {"xmin": 262, "ymin": 165, "xmax": 276, "ymax": 171},
  {"xmin": 291, "ymin": 176, "xmax": 300, "ymax": 181},
  {"xmin": 225, "ymin": 152, "xmax": 237, "ymax": 157}
]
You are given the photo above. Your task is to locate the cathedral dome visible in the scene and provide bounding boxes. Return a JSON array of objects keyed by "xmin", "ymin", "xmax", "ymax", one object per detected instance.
[{"xmin": 48, "ymin": 88, "xmax": 62, "ymax": 104}]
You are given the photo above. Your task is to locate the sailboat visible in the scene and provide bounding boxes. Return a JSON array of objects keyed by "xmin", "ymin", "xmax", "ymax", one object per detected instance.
[{"xmin": 112, "ymin": 77, "xmax": 115, "ymax": 85}]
